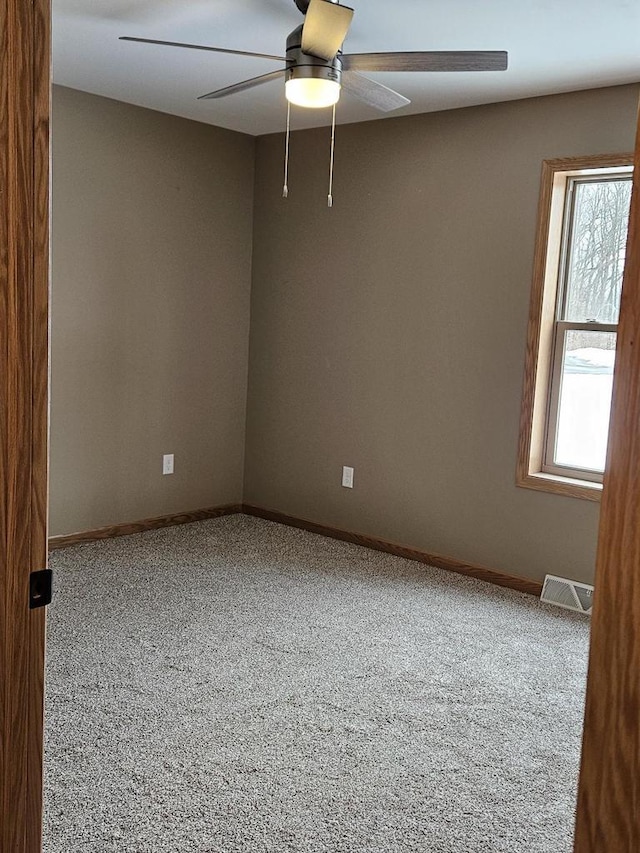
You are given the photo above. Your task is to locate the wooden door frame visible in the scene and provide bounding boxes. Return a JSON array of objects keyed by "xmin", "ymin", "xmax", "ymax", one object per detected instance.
[
  {"xmin": 573, "ymin": 105, "xmax": 640, "ymax": 850},
  {"xmin": 0, "ymin": 1, "xmax": 50, "ymax": 852}
]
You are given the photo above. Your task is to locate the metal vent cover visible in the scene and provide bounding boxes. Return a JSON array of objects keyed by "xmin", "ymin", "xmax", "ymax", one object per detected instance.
[{"xmin": 541, "ymin": 574, "xmax": 593, "ymax": 615}]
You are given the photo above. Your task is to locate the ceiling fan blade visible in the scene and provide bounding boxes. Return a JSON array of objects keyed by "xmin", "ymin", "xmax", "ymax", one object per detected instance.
[
  {"xmin": 301, "ymin": 0, "xmax": 354, "ymax": 61},
  {"xmin": 342, "ymin": 51, "xmax": 508, "ymax": 73},
  {"xmin": 198, "ymin": 69, "xmax": 286, "ymax": 100},
  {"xmin": 119, "ymin": 36, "xmax": 285, "ymax": 63},
  {"xmin": 341, "ymin": 70, "xmax": 410, "ymax": 113}
]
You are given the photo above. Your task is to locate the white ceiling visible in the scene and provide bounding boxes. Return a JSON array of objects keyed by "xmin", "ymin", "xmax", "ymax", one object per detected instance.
[{"xmin": 53, "ymin": 0, "xmax": 640, "ymax": 137}]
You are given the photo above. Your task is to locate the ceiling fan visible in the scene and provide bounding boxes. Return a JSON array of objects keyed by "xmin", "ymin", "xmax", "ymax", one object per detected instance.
[{"xmin": 120, "ymin": 0, "xmax": 508, "ymax": 114}]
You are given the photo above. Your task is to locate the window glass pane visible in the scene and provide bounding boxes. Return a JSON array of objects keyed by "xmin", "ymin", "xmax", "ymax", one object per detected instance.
[
  {"xmin": 563, "ymin": 178, "xmax": 632, "ymax": 323},
  {"xmin": 554, "ymin": 330, "xmax": 616, "ymax": 472}
]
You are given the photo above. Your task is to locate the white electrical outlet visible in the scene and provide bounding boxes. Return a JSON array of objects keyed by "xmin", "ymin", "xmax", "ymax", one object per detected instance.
[
  {"xmin": 342, "ymin": 466, "xmax": 354, "ymax": 488},
  {"xmin": 162, "ymin": 454, "xmax": 174, "ymax": 475}
]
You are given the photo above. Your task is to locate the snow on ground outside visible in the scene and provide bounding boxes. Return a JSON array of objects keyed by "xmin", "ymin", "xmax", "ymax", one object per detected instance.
[{"xmin": 556, "ymin": 347, "xmax": 614, "ymax": 471}]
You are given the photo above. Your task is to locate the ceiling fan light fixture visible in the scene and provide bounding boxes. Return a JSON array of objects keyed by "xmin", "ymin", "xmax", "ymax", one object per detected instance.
[{"xmin": 285, "ymin": 77, "xmax": 340, "ymax": 108}]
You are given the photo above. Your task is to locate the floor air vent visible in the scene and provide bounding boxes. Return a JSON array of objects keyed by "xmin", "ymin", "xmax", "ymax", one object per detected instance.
[{"xmin": 540, "ymin": 574, "xmax": 593, "ymax": 615}]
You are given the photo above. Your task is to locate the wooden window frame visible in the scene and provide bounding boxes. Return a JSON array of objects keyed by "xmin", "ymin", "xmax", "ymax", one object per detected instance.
[{"xmin": 517, "ymin": 153, "xmax": 634, "ymax": 501}]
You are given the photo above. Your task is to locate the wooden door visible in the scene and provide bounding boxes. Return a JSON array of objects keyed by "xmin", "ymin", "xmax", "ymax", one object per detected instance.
[
  {"xmin": 573, "ymin": 107, "xmax": 640, "ymax": 849},
  {"xmin": 0, "ymin": 1, "xmax": 50, "ymax": 852}
]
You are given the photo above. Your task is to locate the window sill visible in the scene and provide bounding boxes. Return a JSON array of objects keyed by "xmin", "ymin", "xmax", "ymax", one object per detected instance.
[{"xmin": 517, "ymin": 471, "xmax": 602, "ymax": 502}]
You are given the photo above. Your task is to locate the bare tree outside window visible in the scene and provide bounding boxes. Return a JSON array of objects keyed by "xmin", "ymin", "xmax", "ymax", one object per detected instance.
[{"xmin": 564, "ymin": 178, "xmax": 632, "ymax": 326}]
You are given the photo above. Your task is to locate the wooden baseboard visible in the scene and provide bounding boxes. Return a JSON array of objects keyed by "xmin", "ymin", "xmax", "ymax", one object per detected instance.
[
  {"xmin": 48, "ymin": 504, "xmax": 243, "ymax": 551},
  {"xmin": 47, "ymin": 501, "xmax": 542, "ymax": 598},
  {"xmin": 242, "ymin": 504, "xmax": 543, "ymax": 597}
]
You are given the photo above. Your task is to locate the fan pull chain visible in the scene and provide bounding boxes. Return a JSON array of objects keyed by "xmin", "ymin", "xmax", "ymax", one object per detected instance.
[
  {"xmin": 283, "ymin": 101, "xmax": 291, "ymax": 199},
  {"xmin": 328, "ymin": 103, "xmax": 336, "ymax": 208}
]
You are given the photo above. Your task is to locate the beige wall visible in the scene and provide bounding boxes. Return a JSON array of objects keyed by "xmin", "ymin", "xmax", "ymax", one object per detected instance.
[
  {"xmin": 50, "ymin": 87, "xmax": 254, "ymax": 536},
  {"xmin": 245, "ymin": 84, "xmax": 640, "ymax": 585}
]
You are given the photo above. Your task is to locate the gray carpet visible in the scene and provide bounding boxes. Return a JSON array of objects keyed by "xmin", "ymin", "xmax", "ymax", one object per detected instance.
[{"xmin": 43, "ymin": 515, "xmax": 589, "ymax": 853}]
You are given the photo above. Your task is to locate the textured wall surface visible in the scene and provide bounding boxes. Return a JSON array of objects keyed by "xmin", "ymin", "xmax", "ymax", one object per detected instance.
[
  {"xmin": 245, "ymin": 84, "xmax": 640, "ymax": 585},
  {"xmin": 50, "ymin": 87, "xmax": 254, "ymax": 536}
]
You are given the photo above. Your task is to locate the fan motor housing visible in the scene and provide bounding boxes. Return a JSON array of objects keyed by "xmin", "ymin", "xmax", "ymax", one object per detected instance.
[{"xmin": 286, "ymin": 25, "xmax": 342, "ymax": 87}]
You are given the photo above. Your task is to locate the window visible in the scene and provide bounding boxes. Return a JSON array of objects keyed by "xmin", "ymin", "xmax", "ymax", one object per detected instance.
[{"xmin": 518, "ymin": 154, "xmax": 634, "ymax": 500}]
